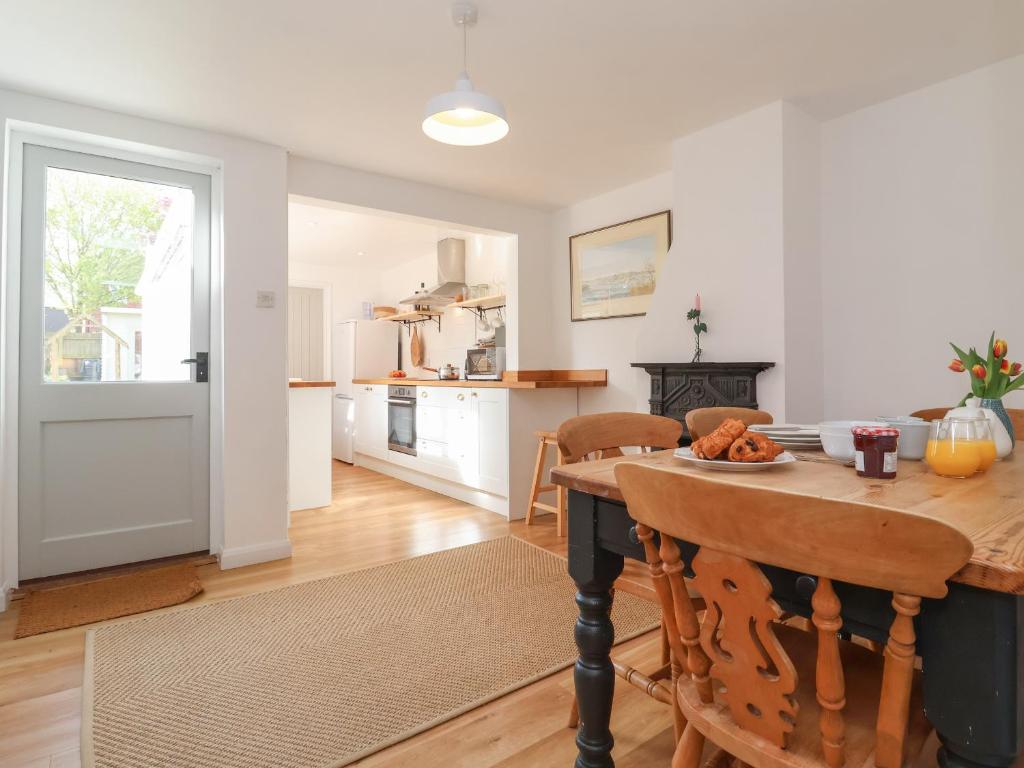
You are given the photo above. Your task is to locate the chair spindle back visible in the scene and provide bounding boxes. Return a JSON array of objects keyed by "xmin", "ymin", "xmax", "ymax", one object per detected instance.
[{"xmin": 616, "ymin": 462, "xmax": 973, "ymax": 766}]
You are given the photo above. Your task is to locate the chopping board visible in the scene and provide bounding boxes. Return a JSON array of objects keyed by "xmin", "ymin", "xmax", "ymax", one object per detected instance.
[{"xmin": 410, "ymin": 326, "xmax": 425, "ymax": 368}]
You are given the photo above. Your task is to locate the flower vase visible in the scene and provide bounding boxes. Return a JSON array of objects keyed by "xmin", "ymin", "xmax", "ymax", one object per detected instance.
[{"xmin": 978, "ymin": 397, "xmax": 1011, "ymax": 456}]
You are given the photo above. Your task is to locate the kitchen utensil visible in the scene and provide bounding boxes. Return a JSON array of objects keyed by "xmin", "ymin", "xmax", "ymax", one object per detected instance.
[{"xmin": 410, "ymin": 326, "xmax": 425, "ymax": 368}]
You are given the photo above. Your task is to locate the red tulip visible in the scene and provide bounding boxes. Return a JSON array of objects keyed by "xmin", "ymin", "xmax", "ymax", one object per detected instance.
[
  {"xmin": 972, "ymin": 363, "xmax": 987, "ymax": 380},
  {"xmin": 994, "ymin": 338, "xmax": 1008, "ymax": 358},
  {"xmin": 949, "ymin": 358, "xmax": 966, "ymax": 372},
  {"xmin": 1000, "ymin": 358, "xmax": 1010, "ymax": 374},
  {"xmin": 1012, "ymin": 362, "xmax": 1022, "ymax": 376}
]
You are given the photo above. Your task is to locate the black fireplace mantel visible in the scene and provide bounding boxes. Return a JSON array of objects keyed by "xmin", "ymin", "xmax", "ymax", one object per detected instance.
[{"xmin": 631, "ymin": 361, "xmax": 776, "ymax": 442}]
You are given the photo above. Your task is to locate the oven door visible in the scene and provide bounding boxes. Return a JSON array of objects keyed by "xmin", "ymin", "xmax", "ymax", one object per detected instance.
[{"xmin": 387, "ymin": 398, "xmax": 416, "ymax": 455}]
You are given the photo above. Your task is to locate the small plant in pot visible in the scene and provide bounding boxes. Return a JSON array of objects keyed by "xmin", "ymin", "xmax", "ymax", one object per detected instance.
[{"xmin": 948, "ymin": 333, "xmax": 1021, "ymax": 455}]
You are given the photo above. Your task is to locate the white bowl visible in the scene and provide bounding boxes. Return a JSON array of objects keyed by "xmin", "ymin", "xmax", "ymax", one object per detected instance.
[
  {"xmin": 882, "ymin": 419, "xmax": 930, "ymax": 460},
  {"xmin": 817, "ymin": 421, "xmax": 889, "ymax": 463}
]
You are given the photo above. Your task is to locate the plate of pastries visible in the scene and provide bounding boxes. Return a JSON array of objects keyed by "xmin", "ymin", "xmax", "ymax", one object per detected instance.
[{"xmin": 674, "ymin": 418, "xmax": 796, "ymax": 472}]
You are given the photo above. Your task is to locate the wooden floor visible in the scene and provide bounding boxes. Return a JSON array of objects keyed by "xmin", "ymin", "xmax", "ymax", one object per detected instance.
[{"xmin": 0, "ymin": 461, "xmax": 673, "ymax": 768}]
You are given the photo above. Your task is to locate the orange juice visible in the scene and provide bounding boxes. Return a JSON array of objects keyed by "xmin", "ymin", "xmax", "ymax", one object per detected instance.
[
  {"xmin": 975, "ymin": 439, "xmax": 997, "ymax": 471},
  {"xmin": 925, "ymin": 438, "xmax": 981, "ymax": 478}
]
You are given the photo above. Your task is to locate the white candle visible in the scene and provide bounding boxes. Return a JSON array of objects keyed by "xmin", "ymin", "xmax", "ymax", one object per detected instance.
[{"xmin": 695, "ymin": 293, "xmax": 701, "ymax": 312}]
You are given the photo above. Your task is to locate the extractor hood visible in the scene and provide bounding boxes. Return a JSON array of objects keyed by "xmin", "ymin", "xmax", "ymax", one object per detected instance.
[{"xmin": 399, "ymin": 238, "xmax": 467, "ymax": 306}]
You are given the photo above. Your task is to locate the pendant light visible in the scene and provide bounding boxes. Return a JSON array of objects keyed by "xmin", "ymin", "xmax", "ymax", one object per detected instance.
[{"xmin": 423, "ymin": 1, "xmax": 509, "ymax": 146}]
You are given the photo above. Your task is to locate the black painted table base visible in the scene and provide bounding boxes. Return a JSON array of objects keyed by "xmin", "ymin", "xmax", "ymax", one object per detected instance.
[{"xmin": 566, "ymin": 489, "xmax": 1024, "ymax": 768}]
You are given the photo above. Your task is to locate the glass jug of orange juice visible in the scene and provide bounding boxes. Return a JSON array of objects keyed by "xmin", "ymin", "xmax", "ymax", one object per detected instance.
[{"xmin": 925, "ymin": 417, "xmax": 995, "ymax": 477}]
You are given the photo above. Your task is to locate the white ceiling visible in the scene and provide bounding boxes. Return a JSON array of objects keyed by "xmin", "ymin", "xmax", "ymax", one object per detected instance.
[
  {"xmin": 288, "ymin": 197, "xmax": 493, "ymax": 268},
  {"xmin": 1, "ymin": 1, "xmax": 1022, "ymax": 208}
]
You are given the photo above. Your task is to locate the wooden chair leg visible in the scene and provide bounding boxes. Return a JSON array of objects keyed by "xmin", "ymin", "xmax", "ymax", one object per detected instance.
[
  {"xmin": 671, "ymin": 653, "xmax": 687, "ymax": 743},
  {"xmin": 661, "ymin": 618, "xmax": 671, "ymax": 666},
  {"xmin": 672, "ymin": 723, "xmax": 706, "ymax": 768},
  {"xmin": 525, "ymin": 436, "xmax": 547, "ymax": 525},
  {"xmin": 555, "ymin": 447, "xmax": 567, "ymax": 537}
]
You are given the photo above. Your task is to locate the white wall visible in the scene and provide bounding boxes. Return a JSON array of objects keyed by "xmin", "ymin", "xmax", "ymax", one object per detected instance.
[
  {"xmin": 287, "ymin": 157, "xmax": 555, "ymax": 373},
  {"xmin": 290, "ymin": 231, "xmax": 512, "ymax": 379},
  {"xmin": 781, "ymin": 103, "xmax": 825, "ymax": 424},
  {"xmin": 550, "ymin": 173, "xmax": 672, "ymax": 414},
  {"xmin": 381, "ymin": 234, "xmax": 512, "ymax": 375},
  {"xmin": 821, "ymin": 54, "xmax": 1024, "ymax": 418},
  {"xmin": 0, "ymin": 87, "xmax": 290, "ymax": 596},
  {"xmin": 639, "ymin": 103, "xmax": 790, "ymax": 420},
  {"xmin": 288, "ymin": 261, "xmax": 385, "ymax": 325}
]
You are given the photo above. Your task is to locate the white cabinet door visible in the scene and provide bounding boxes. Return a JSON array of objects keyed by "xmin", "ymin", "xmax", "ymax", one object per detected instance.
[
  {"xmin": 353, "ymin": 385, "xmax": 372, "ymax": 455},
  {"xmin": 367, "ymin": 385, "xmax": 389, "ymax": 459},
  {"xmin": 354, "ymin": 385, "xmax": 388, "ymax": 459},
  {"xmin": 472, "ymin": 389, "xmax": 508, "ymax": 496},
  {"xmin": 415, "ymin": 388, "xmax": 465, "ymax": 472},
  {"xmin": 447, "ymin": 390, "xmax": 475, "ymax": 482}
]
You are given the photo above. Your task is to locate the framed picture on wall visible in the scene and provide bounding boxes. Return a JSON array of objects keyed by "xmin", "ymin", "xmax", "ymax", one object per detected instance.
[{"xmin": 569, "ymin": 210, "xmax": 671, "ymax": 321}]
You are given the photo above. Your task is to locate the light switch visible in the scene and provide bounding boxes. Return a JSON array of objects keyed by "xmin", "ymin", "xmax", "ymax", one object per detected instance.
[{"xmin": 256, "ymin": 290, "xmax": 276, "ymax": 308}]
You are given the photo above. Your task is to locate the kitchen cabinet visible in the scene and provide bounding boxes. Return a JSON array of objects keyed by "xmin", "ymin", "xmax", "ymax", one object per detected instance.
[
  {"xmin": 471, "ymin": 388, "xmax": 508, "ymax": 496},
  {"xmin": 354, "ymin": 384, "xmax": 388, "ymax": 460},
  {"xmin": 412, "ymin": 387, "xmax": 507, "ymax": 497}
]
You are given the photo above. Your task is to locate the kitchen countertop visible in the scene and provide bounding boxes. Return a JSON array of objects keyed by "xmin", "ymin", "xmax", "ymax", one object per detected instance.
[
  {"xmin": 289, "ymin": 380, "xmax": 336, "ymax": 388},
  {"xmin": 353, "ymin": 369, "xmax": 607, "ymax": 389}
]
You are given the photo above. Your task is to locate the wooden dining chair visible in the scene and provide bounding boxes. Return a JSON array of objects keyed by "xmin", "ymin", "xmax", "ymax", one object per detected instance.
[
  {"xmin": 556, "ymin": 412, "xmax": 683, "ymax": 731},
  {"xmin": 685, "ymin": 407, "xmax": 773, "ymax": 440},
  {"xmin": 909, "ymin": 407, "xmax": 949, "ymax": 421},
  {"xmin": 1008, "ymin": 409, "xmax": 1023, "ymax": 440},
  {"xmin": 615, "ymin": 462, "xmax": 973, "ymax": 768},
  {"xmin": 913, "ymin": 407, "xmax": 1021, "ymax": 440}
]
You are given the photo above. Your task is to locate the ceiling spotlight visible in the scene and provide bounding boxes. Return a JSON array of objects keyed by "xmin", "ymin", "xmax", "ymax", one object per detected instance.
[{"xmin": 423, "ymin": 1, "xmax": 509, "ymax": 146}]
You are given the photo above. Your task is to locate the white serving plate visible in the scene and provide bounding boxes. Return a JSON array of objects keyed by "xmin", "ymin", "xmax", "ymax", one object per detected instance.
[
  {"xmin": 768, "ymin": 441, "xmax": 822, "ymax": 450},
  {"xmin": 674, "ymin": 447, "xmax": 797, "ymax": 472},
  {"xmin": 749, "ymin": 424, "xmax": 820, "ymax": 435}
]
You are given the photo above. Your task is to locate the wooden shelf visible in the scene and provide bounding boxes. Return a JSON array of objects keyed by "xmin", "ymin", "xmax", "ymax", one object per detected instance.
[
  {"xmin": 380, "ymin": 310, "xmax": 443, "ymax": 322},
  {"xmin": 378, "ymin": 310, "xmax": 443, "ymax": 332},
  {"xmin": 447, "ymin": 294, "xmax": 506, "ymax": 311}
]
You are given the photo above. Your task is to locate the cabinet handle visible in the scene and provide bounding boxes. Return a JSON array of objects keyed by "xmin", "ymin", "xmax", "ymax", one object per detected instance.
[
  {"xmin": 457, "ymin": 393, "xmax": 465, "ymax": 401},
  {"xmin": 471, "ymin": 391, "xmax": 478, "ymax": 397},
  {"xmin": 420, "ymin": 391, "xmax": 427, "ymax": 398}
]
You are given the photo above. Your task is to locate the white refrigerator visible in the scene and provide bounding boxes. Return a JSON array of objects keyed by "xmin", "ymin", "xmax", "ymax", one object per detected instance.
[{"xmin": 332, "ymin": 320, "xmax": 399, "ymax": 462}]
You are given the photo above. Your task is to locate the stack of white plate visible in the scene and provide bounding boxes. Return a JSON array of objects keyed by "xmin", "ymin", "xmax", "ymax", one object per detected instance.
[{"xmin": 747, "ymin": 423, "xmax": 822, "ymax": 451}]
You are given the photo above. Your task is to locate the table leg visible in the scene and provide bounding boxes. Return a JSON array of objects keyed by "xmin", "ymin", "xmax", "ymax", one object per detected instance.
[
  {"xmin": 568, "ymin": 490, "xmax": 625, "ymax": 768},
  {"xmin": 920, "ymin": 583, "xmax": 1023, "ymax": 768}
]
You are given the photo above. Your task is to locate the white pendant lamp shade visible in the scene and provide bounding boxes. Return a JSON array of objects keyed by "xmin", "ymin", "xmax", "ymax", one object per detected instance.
[
  {"xmin": 423, "ymin": 2, "xmax": 509, "ymax": 146},
  {"xmin": 423, "ymin": 72, "xmax": 509, "ymax": 146}
]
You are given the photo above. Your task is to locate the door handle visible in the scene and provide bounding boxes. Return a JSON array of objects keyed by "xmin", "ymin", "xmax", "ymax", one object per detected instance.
[{"xmin": 181, "ymin": 352, "xmax": 209, "ymax": 382}]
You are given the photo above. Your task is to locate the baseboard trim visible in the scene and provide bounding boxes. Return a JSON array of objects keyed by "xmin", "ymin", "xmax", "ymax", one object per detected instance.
[
  {"xmin": 218, "ymin": 539, "xmax": 293, "ymax": 570},
  {"xmin": 354, "ymin": 454, "xmax": 510, "ymax": 517}
]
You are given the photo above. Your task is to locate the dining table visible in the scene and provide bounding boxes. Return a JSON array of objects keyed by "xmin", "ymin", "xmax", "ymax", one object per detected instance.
[{"xmin": 551, "ymin": 447, "xmax": 1024, "ymax": 768}]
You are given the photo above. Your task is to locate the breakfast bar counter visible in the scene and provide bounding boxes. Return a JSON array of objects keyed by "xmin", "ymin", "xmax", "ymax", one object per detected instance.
[
  {"xmin": 352, "ymin": 369, "xmax": 607, "ymax": 389},
  {"xmin": 552, "ymin": 447, "xmax": 1024, "ymax": 768}
]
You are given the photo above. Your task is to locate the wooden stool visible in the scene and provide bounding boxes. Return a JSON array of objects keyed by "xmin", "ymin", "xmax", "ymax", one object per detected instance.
[{"xmin": 525, "ymin": 430, "xmax": 566, "ymax": 536}]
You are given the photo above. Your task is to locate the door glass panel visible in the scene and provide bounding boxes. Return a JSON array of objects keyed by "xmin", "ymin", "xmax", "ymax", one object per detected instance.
[{"xmin": 42, "ymin": 167, "xmax": 194, "ymax": 382}]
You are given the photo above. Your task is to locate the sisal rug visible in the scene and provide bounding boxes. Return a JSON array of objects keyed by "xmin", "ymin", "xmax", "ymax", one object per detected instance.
[
  {"xmin": 15, "ymin": 563, "xmax": 203, "ymax": 639},
  {"xmin": 83, "ymin": 537, "xmax": 660, "ymax": 768}
]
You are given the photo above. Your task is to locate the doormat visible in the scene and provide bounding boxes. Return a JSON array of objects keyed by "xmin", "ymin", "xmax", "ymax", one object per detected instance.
[{"xmin": 15, "ymin": 563, "xmax": 203, "ymax": 638}]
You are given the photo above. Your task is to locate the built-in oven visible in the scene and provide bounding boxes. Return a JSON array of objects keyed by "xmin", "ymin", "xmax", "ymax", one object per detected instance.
[{"xmin": 387, "ymin": 385, "xmax": 417, "ymax": 455}]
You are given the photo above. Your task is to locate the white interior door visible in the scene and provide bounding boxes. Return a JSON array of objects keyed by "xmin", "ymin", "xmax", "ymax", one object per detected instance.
[
  {"xmin": 287, "ymin": 286, "xmax": 324, "ymax": 381},
  {"xmin": 17, "ymin": 144, "xmax": 211, "ymax": 579}
]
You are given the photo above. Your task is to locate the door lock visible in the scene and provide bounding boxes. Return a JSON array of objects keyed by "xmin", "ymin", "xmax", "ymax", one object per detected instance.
[{"xmin": 181, "ymin": 352, "xmax": 209, "ymax": 382}]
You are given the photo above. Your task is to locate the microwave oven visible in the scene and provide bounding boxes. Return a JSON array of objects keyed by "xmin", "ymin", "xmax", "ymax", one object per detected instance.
[{"xmin": 465, "ymin": 347, "xmax": 506, "ymax": 380}]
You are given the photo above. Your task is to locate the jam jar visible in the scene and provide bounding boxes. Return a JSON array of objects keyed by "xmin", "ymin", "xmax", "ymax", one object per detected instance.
[{"xmin": 852, "ymin": 427, "xmax": 900, "ymax": 479}]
